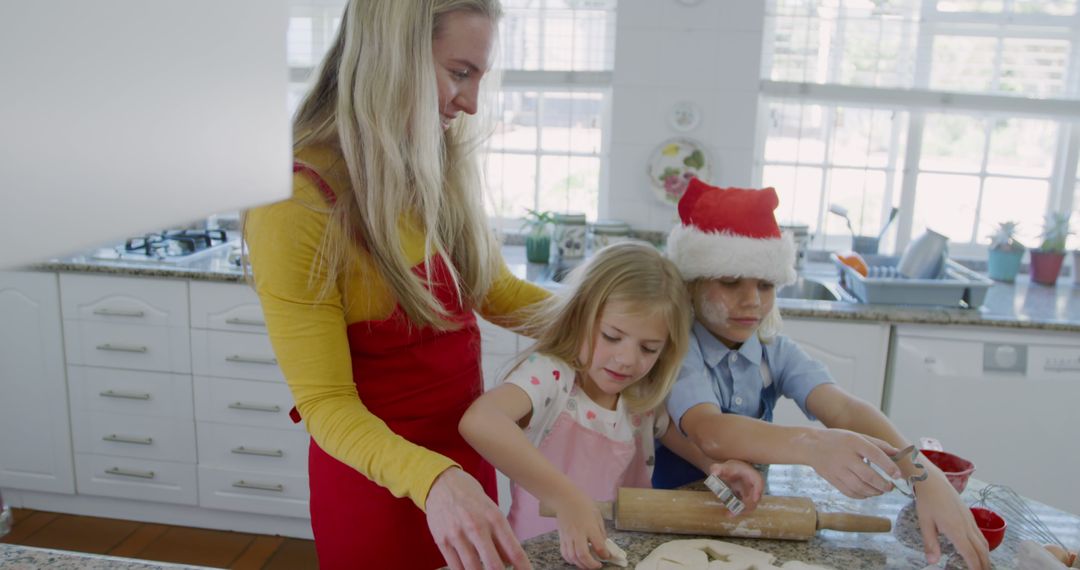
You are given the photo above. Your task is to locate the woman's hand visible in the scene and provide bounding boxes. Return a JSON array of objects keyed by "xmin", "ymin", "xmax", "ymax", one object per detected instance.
[
  {"xmin": 913, "ymin": 470, "xmax": 990, "ymax": 570},
  {"xmin": 552, "ymin": 488, "xmax": 609, "ymax": 569},
  {"xmin": 426, "ymin": 467, "xmax": 531, "ymax": 570},
  {"xmin": 804, "ymin": 428, "xmax": 900, "ymax": 499},
  {"xmin": 708, "ymin": 460, "xmax": 765, "ymax": 514}
]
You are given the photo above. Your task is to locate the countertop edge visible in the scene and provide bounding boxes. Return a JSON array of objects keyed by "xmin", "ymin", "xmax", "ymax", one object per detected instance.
[{"xmin": 21, "ymin": 253, "xmax": 1080, "ymax": 333}]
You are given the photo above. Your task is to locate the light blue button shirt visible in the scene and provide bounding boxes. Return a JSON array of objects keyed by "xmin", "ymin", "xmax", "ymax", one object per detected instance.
[{"xmin": 667, "ymin": 321, "xmax": 834, "ymax": 432}]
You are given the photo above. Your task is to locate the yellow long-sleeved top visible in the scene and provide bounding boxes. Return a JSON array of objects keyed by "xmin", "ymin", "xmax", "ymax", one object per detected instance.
[{"xmin": 244, "ymin": 146, "xmax": 548, "ymax": 511}]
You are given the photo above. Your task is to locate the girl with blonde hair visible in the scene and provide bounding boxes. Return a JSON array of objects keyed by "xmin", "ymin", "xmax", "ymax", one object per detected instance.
[
  {"xmin": 244, "ymin": 1, "xmax": 547, "ymax": 568},
  {"xmin": 460, "ymin": 243, "xmax": 763, "ymax": 569}
]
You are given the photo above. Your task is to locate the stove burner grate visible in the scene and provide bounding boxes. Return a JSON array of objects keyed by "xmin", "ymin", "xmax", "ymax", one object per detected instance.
[{"xmin": 124, "ymin": 229, "xmax": 228, "ymax": 258}]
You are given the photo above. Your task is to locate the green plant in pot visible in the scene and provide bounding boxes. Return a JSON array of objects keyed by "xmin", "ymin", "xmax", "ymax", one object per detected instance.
[
  {"xmin": 522, "ymin": 208, "xmax": 554, "ymax": 264},
  {"xmin": 986, "ymin": 221, "xmax": 1025, "ymax": 282},
  {"xmin": 1029, "ymin": 212, "xmax": 1071, "ymax": 286}
]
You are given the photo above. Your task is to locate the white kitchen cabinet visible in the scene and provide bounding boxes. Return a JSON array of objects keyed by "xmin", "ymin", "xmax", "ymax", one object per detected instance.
[
  {"xmin": 189, "ymin": 281, "xmax": 267, "ymax": 333},
  {"xmin": 0, "ymin": 271, "xmax": 75, "ymax": 494},
  {"xmin": 60, "ymin": 274, "xmax": 189, "ymax": 327},
  {"xmin": 886, "ymin": 324, "xmax": 1080, "ymax": 516},
  {"xmin": 770, "ymin": 317, "xmax": 891, "ymax": 428},
  {"xmin": 73, "ymin": 453, "xmax": 198, "ymax": 506},
  {"xmin": 189, "ymin": 281, "xmax": 309, "ymax": 519},
  {"xmin": 476, "ymin": 317, "xmax": 530, "ymax": 515},
  {"xmin": 478, "ymin": 317, "xmax": 523, "ymax": 390},
  {"xmin": 61, "ymin": 274, "xmax": 197, "ymax": 505}
]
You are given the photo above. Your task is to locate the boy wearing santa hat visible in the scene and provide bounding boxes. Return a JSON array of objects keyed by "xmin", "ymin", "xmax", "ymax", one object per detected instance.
[{"xmin": 656, "ymin": 178, "xmax": 990, "ymax": 570}]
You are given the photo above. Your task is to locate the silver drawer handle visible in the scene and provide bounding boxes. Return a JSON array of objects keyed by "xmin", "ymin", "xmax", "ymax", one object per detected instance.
[
  {"xmin": 231, "ymin": 446, "xmax": 284, "ymax": 458},
  {"xmin": 103, "ymin": 434, "xmax": 154, "ymax": 445},
  {"xmin": 99, "ymin": 389, "xmax": 152, "ymax": 401},
  {"xmin": 228, "ymin": 402, "xmax": 281, "ymax": 413},
  {"xmin": 225, "ymin": 355, "xmax": 277, "ymax": 365},
  {"xmin": 93, "ymin": 308, "xmax": 145, "ymax": 318},
  {"xmin": 225, "ymin": 317, "xmax": 266, "ymax": 327},
  {"xmin": 105, "ymin": 467, "xmax": 156, "ymax": 479},
  {"xmin": 232, "ymin": 480, "xmax": 284, "ymax": 492},
  {"xmin": 96, "ymin": 343, "xmax": 148, "ymax": 353}
]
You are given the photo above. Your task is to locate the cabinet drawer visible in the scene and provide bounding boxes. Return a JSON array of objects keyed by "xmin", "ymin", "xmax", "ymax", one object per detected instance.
[
  {"xmin": 71, "ymin": 410, "xmax": 196, "ymax": 463},
  {"xmin": 60, "ymin": 274, "xmax": 188, "ymax": 327},
  {"xmin": 190, "ymin": 282, "xmax": 267, "ymax": 333},
  {"xmin": 75, "ymin": 453, "xmax": 197, "ymax": 505},
  {"xmin": 479, "ymin": 318, "xmax": 521, "ymax": 390},
  {"xmin": 68, "ymin": 366, "xmax": 193, "ymax": 419},
  {"xmin": 196, "ymin": 423, "xmax": 308, "ymax": 474},
  {"xmin": 191, "ymin": 329, "xmax": 283, "ymax": 383},
  {"xmin": 194, "ymin": 376, "xmax": 301, "ymax": 430},
  {"xmin": 64, "ymin": 321, "xmax": 191, "ymax": 373},
  {"xmin": 198, "ymin": 466, "xmax": 309, "ymax": 518}
]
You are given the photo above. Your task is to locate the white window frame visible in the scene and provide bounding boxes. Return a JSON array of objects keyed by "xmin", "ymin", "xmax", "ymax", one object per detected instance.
[
  {"xmin": 486, "ymin": 71, "xmax": 614, "ymax": 233},
  {"xmin": 756, "ymin": 0, "xmax": 1080, "ymax": 257}
]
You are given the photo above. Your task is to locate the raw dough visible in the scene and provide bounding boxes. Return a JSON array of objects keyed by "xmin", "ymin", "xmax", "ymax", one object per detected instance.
[
  {"xmin": 634, "ymin": 539, "xmax": 833, "ymax": 570},
  {"xmin": 603, "ymin": 538, "xmax": 629, "ymax": 567}
]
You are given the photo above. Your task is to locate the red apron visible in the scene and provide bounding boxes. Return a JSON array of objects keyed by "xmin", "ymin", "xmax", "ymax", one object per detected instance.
[{"xmin": 292, "ymin": 164, "xmax": 496, "ymax": 569}]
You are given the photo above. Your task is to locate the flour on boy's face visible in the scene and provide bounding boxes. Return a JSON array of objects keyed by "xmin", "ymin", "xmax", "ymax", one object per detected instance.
[{"xmin": 694, "ymin": 277, "xmax": 775, "ymax": 349}]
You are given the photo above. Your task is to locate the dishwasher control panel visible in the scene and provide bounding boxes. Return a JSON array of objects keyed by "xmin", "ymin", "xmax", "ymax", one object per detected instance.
[
  {"xmin": 982, "ymin": 343, "xmax": 1026, "ymax": 373},
  {"xmin": 1044, "ymin": 354, "xmax": 1080, "ymax": 372}
]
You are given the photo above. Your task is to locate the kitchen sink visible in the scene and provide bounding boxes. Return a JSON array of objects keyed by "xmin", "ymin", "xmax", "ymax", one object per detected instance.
[{"xmin": 776, "ymin": 277, "xmax": 850, "ymax": 302}]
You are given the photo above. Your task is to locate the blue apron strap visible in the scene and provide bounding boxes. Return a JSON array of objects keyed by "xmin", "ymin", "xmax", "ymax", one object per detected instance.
[{"xmin": 759, "ymin": 350, "xmax": 777, "ymax": 423}]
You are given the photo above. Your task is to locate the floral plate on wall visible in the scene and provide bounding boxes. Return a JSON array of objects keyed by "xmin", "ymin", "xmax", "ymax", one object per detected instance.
[{"xmin": 647, "ymin": 137, "xmax": 710, "ymax": 205}]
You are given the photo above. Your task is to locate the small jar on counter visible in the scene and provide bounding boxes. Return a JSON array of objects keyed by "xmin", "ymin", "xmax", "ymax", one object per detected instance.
[
  {"xmin": 780, "ymin": 224, "xmax": 809, "ymax": 271},
  {"xmin": 552, "ymin": 212, "xmax": 587, "ymax": 261},
  {"xmin": 589, "ymin": 219, "xmax": 632, "ymax": 253}
]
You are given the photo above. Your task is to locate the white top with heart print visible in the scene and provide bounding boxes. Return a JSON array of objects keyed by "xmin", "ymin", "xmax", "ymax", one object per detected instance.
[{"xmin": 505, "ymin": 352, "xmax": 669, "ymax": 465}]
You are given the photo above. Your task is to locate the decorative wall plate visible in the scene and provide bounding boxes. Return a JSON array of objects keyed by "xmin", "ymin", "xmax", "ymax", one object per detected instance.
[
  {"xmin": 647, "ymin": 137, "xmax": 710, "ymax": 205},
  {"xmin": 669, "ymin": 101, "xmax": 702, "ymax": 132}
]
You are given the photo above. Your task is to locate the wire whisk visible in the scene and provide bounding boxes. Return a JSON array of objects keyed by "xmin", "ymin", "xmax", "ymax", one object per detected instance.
[{"xmin": 974, "ymin": 484, "xmax": 1068, "ymax": 550}]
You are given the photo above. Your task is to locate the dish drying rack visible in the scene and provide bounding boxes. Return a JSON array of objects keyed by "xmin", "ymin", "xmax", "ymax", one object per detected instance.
[{"xmin": 831, "ymin": 254, "xmax": 993, "ymax": 309}]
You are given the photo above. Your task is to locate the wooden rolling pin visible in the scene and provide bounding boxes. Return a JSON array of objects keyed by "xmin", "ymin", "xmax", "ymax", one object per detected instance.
[{"xmin": 540, "ymin": 487, "xmax": 891, "ymax": 541}]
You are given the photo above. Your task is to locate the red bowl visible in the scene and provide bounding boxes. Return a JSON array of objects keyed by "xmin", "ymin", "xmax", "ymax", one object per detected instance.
[
  {"xmin": 971, "ymin": 507, "xmax": 1006, "ymax": 551},
  {"xmin": 921, "ymin": 449, "xmax": 976, "ymax": 493}
]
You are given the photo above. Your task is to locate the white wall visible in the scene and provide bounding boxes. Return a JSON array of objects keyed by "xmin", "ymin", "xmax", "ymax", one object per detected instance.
[{"xmin": 606, "ymin": 1, "xmax": 766, "ymax": 233}]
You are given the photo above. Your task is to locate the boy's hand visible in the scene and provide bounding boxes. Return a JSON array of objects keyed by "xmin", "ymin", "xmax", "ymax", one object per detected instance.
[
  {"xmin": 708, "ymin": 461, "xmax": 764, "ymax": 514},
  {"xmin": 805, "ymin": 429, "xmax": 901, "ymax": 499},
  {"xmin": 913, "ymin": 470, "xmax": 990, "ymax": 570},
  {"xmin": 553, "ymin": 489, "xmax": 609, "ymax": 569}
]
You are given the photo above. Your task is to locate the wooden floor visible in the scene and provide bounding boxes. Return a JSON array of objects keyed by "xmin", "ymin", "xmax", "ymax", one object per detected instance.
[{"xmin": 1, "ymin": 508, "xmax": 318, "ymax": 569}]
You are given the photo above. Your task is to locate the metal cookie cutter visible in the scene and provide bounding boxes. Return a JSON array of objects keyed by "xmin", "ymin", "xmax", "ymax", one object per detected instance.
[
  {"xmin": 866, "ymin": 444, "xmax": 929, "ymax": 498},
  {"xmin": 705, "ymin": 474, "xmax": 745, "ymax": 515}
]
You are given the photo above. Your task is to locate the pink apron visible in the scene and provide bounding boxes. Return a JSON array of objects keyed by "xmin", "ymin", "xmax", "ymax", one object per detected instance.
[{"xmin": 507, "ymin": 389, "xmax": 652, "ymax": 540}]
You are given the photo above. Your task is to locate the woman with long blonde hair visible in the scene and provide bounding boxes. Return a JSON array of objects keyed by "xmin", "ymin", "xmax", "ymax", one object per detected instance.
[{"xmin": 244, "ymin": 1, "xmax": 546, "ymax": 568}]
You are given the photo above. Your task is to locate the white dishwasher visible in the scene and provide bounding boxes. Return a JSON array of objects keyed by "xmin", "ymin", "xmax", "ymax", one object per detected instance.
[{"xmin": 886, "ymin": 324, "xmax": 1080, "ymax": 516}]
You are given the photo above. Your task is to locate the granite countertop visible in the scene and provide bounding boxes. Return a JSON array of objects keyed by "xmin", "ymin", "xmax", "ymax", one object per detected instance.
[
  {"xmin": 25, "ymin": 245, "xmax": 1080, "ymax": 332},
  {"xmin": 522, "ymin": 465, "xmax": 1080, "ymax": 569},
  {"xmin": 0, "ymin": 544, "xmax": 213, "ymax": 569}
]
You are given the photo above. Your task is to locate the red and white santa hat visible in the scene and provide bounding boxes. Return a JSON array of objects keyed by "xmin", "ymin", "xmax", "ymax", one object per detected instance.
[{"xmin": 666, "ymin": 178, "xmax": 797, "ymax": 286}]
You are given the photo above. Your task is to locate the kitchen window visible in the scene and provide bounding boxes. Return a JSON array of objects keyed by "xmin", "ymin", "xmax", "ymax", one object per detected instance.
[
  {"xmin": 758, "ymin": 0, "xmax": 1080, "ymax": 256},
  {"xmin": 286, "ymin": 0, "xmax": 616, "ymax": 226}
]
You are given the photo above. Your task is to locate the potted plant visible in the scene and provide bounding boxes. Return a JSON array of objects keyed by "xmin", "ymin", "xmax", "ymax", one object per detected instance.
[
  {"xmin": 986, "ymin": 221, "xmax": 1025, "ymax": 282},
  {"xmin": 521, "ymin": 208, "xmax": 554, "ymax": 264},
  {"xmin": 1029, "ymin": 212, "xmax": 1071, "ymax": 286}
]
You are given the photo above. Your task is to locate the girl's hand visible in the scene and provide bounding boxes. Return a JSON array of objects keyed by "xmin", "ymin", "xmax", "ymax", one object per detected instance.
[
  {"xmin": 805, "ymin": 429, "xmax": 901, "ymax": 499},
  {"xmin": 708, "ymin": 460, "xmax": 764, "ymax": 515},
  {"xmin": 425, "ymin": 467, "xmax": 532, "ymax": 570},
  {"xmin": 913, "ymin": 471, "xmax": 990, "ymax": 570},
  {"xmin": 553, "ymin": 489, "xmax": 609, "ymax": 569}
]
